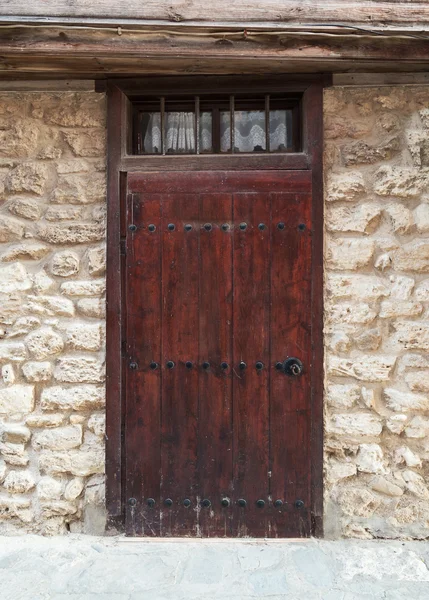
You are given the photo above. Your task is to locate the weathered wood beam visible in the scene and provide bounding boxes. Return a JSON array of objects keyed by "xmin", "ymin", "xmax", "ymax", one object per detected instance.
[
  {"xmin": 1, "ymin": 26, "xmax": 429, "ymax": 77},
  {"xmin": 3, "ymin": 1, "xmax": 429, "ymax": 28}
]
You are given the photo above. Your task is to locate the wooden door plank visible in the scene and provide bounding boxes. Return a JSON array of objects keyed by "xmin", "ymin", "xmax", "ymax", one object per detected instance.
[
  {"xmin": 270, "ymin": 191, "xmax": 312, "ymax": 536},
  {"xmin": 125, "ymin": 193, "xmax": 162, "ymax": 536},
  {"xmin": 232, "ymin": 193, "xmax": 271, "ymax": 537},
  {"xmin": 160, "ymin": 194, "xmax": 200, "ymax": 536},
  {"xmin": 198, "ymin": 194, "xmax": 233, "ymax": 537}
]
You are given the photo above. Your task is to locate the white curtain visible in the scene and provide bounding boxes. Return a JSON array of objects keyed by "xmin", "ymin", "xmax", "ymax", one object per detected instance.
[{"xmin": 143, "ymin": 110, "xmax": 288, "ymax": 154}]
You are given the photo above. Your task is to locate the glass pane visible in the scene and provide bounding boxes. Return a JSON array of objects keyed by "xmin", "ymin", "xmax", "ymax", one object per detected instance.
[
  {"xmin": 200, "ymin": 111, "xmax": 213, "ymax": 153},
  {"xmin": 269, "ymin": 109, "xmax": 293, "ymax": 152},
  {"xmin": 220, "ymin": 111, "xmax": 231, "ymax": 153},
  {"xmin": 140, "ymin": 112, "xmax": 161, "ymax": 154},
  {"xmin": 234, "ymin": 110, "xmax": 266, "ymax": 153},
  {"xmin": 165, "ymin": 112, "xmax": 195, "ymax": 154}
]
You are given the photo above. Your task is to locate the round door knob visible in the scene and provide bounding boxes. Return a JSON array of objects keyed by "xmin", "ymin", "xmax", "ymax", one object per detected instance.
[{"xmin": 282, "ymin": 357, "xmax": 304, "ymax": 377}]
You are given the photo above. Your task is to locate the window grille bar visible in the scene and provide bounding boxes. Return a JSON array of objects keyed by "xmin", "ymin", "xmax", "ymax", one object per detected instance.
[
  {"xmin": 230, "ymin": 95, "xmax": 235, "ymax": 154},
  {"xmin": 160, "ymin": 97, "xmax": 166, "ymax": 155},
  {"xmin": 265, "ymin": 94, "xmax": 270, "ymax": 153},
  {"xmin": 195, "ymin": 95, "xmax": 200, "ymax": 155}
]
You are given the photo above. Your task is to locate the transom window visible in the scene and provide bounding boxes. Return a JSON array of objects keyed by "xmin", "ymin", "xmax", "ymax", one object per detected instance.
[{"xmin": 132, "ymin": 94, "xmax": 301, "ymax": 155}]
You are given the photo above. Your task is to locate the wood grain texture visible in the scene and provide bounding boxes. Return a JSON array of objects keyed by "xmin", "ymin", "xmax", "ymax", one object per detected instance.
[{"xmin": 3, "ymin": 0, "xmax": 429, "ymax": 25}]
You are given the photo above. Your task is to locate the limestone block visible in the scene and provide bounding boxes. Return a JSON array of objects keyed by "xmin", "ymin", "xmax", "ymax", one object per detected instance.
[
  {"xmin": 405, "ymin": 416, "xmax": 429, "ymax": 438},
  {"xmin": 41, "ymin": 385, "xmax": 105, "ymax": 411},
  {"xmin": 51, "ymin": 251, "xmax": 80, "ymax": 277},
  {"xmin": 87, "ymin": 246, "xmax": 106, "ymax": 276},
  {"xmin": 37, "ymin": 93, "xmax": 105, "ymax": 128},
  {"xmin": 386, "ymin": 414, "xmax": 408, "ymax": 435},
  {"xmin": 405, "ymin": 371, "xmax": 429, "ymax": 393},
  {"xmin": 326, "ymin": 238, "xmax": 374, "ymax": 270},
  {"xmin": 32, "ymin": 425, "xmax": 82, "ymax": 451},
  {"xmin": 406, "ymin": 130, "xmax": 429, "ymax": 167},
  {"xmin": 0, "ymin": 385, "xmax": 34, "ymax": 414},
  {"xmin": 39, "ymin": 446, "xmax": 104, "ymax": 476},
  {"xmin": 0, "ymin": 120, "xmax": 39, "ymax": 160},
  {"xmin": 55, "ymin": 159, "xmax": 90, "ymax": 174},
  {"xmin": 64, "ymin": 478, "xmax": 84, "ymax": 501},
  {"xmin": 0, "ymin": 242, "xmax": 50, "ymax": 262},
  {"xmin": 326, "ymin": 172, "xmax": 366, "ymax": 202},
  {"xmin": 392, "ymin": 321, "xmax": 429, "ymax": 350},
  {"xmin": 52, "ymin": 173, "xmax": 106, "ymax": 204},
  {"xmin": 392, "ymin": 241, "xmax": 429, "ymax": 272},
  {"xmin": 356, "ymin": 444, "xmax": 385, "ymax": 474},
  {"xmin": 342, "ymin": 137, "xmax": 400, "ymax": 166},
  {"xmin": 87, "ymin": 414, "xmax": 105, "ymax": 437},
  {"xmin": 390, "ymin": 275, "xmax": 415, "ymax": 300},
  {"xmin": 415, "ymin": 280, "xmax": 429, "ymax": 301},
  {"xmin": 63, "ymin": 130, "xmax": 106, "ymax": 157},
  {"xmin": 374, "ymin": 166, "xmax": 426, "ymax": 198},
  {"xmin": 0, "ymin": 442, "xmax": 29, "ymax": 466},
  {"xmin": 419, "ymin": 107, "xmax": 429, "ymax": 129},
  {"xmin": 3, "ymin": 470, "xmax": 35, "ymax": 494},
  {"xmin": 22, "ymin": 361, "xmax": 52, "ymax": 383},
  {"xmin": 0, "ymin": 494, "xmax": 30, "ymax": 517},
  {"xmin": 394, "ymin": 447, "xmax": 422, "ymax": 468},
  {"xmin": 0, "ymin": 263, "xmax": 32, "ymax": 293},
  {"xmin": 61, "ymin": 279, "xmax": 106, "ymax": 297},
  {"xmin": 54, "ymin": 356, "xmax": 104, "ymax": 383},
  {"xmin": 6, "ymin": 163, "xmax": 48, "ymax": 195},
  {"xmin": 414, "ymin": 203, "xmax": 429, "ymax": 233},
  {"xmin": 0, "ymin": 459, "xmax": 6, "ymax": 483},
  {"xmin": 326, "ymin": 384, "xmax": 360, "ymax": 409},
  {"xmin": 325, "ymin": 116, "xmax": 372, "ymax": 140},
  {"xmin": 327, "ymin": 275, "xmax": 389, "ymax": 300},
  {"xmin": 338, "ymin": 487, "xmax": 381, "ymax": 518},
  {"xmin": 44, "ymin": 206, "xmax": 84, "ymax": 222},
  {"xmin": 399, "ymin": 354, "xmax": 429, "ymax": 373},
  {"xmin": 327, "ymin": 203, "xmax": 381, "ymax": 233},
  {"xmin": 64, "ymin": 323, "xmax": 101, "ymax": 352},
  {"xmin": 325, "ymin": 458, "xmax": 357, "ymax": 483},
  {"xmin": 384, "ymin": 388, "xmax": 429, "ymax": 412},
  {"xmin": 8, "ymin": 197, "xmax": 43, "ymax": 221},
  {"xmin": 40, "ymin": 500, "xmax": 78, "ymax": 518},
  {"xmin": 36, "ymin": 222, "xmax": 105, "ymax": 245},
  {"xmin": 384, "ymin": 203, "xmax": 413, "ymax": 235},
  {"xmin": 33, "ymin": 271, "xmax": 56, "ymax": 294},
  {"xmin": 374, "ymin": 253, "xmax": 391, "ymax": 271},
  {"xmin": 37, "ymin": 476, "xmax": 62, "ymax": 500},
  {"xmin": 327, "ymin": 413, "xmax": 383, "ymax": 437},
  {"xmin": 355, "ymin": 329, "xmax": 381, "ymax": 351},
  {"xmin": 25, "ymin": 414, "xmax": 64, "ymax": 428},
  {"xmin": 379, "ymin": 301, "xmax": 423, "ymax": 319},
  {"xmin": 1, "ymin": 364, "xmax": 14, "ymax": 385},
  {"xmin": 25, "ymin": 295, "xmax": 74, "ymax": 318},
  {"xmin": 69, "ymin": 414, "xmax": 85, "ymax": 424},
  {"xmin": 26, "ymin": 328, "xmax": 64, "ymax": 359},
  {"xmin": 328, "ymin": 331, "xmax": 352, "ymax": 353},
  {"xmin": 327, "ymin": 303, "xmax": 377, "ymax": 325},
  {"xmin": 76, "ymin": 298, "xmax": 105, "ymax": 319},
  {"xmin": 361, "ymin": 387, "xmax": 377, "ymax": 410},
  {"xmin": 402, "ymin": 470, "xmax": 429, "ymax": 499},
  {"xmin": 0, "ymin": 423, "xmax": 31, "ymax": 444},
  {"xmin": 370, "ymin": 476, "xmax": 403, "ymax": 497},
  {"xmin": 328, "ymin": 356, "xmax": 395, "ymax": 381}
]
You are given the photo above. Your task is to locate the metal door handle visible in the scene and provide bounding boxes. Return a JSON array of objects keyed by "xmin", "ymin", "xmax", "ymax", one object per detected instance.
[{"xmin": 282, "ymin": 357, "xmax": 303, "ymax": 376}]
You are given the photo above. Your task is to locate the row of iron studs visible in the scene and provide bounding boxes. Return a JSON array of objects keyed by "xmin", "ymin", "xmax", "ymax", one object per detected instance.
[
  {"xmin": 129, "ymin": 361, "xmax": 288, "ymax": 371},
  {"xmin": 128, "ymin": 498, "xmax": 305, "ymax": 509},
  {"xmin": 129, "ymin": 223, "xmax": 306, "ymax": 232}
]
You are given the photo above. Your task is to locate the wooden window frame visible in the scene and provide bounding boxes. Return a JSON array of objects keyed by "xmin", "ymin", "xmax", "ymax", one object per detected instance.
[{"xmin": 105, "ymin": 74, "xmax": 327, "ymax": 536}]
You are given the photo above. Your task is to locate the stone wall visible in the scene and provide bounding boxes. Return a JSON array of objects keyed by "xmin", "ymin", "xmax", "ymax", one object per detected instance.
[
  {"xmin": 324, "ymin": 86, "xmax": 429, "ymax": 539},
  {"xmin": 0, "ymin": 92, "xmax": 106, "ymax": 534}
]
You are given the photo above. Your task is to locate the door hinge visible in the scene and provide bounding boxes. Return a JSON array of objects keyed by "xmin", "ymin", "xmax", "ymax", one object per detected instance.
[{"xmin": 120, "ymin": 239, "xmax": 126, "ymax": 256}]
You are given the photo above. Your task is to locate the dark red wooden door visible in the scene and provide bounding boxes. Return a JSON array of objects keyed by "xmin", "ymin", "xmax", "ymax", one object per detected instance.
[{"xmin": 125, "ymin": 170, "xmax": 313, "ymax": 537}]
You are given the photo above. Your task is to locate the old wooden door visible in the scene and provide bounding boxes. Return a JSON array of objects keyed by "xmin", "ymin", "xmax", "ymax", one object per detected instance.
[{"xmin": 124, "ymin": 169, "xmax": 314, "ymax": 537}]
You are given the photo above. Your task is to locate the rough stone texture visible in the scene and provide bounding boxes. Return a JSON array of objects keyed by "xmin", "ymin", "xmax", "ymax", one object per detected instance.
[
  {"xmin": 325, "ymin": 86, "xmax": 429, "ymax": 540},
  {"xmin": 0, "ymin": 92, "xmax": 106, "ymax": 534}
]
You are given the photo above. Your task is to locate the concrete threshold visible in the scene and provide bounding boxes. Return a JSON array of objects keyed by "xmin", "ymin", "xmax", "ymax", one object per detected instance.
[{"xmin": 0, "ymin": 535, "xmax": 429, "ymax": 600}]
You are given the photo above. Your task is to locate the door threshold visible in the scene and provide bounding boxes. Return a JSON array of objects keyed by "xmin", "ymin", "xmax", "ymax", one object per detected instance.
[{"xmin": 117, "ymin": 537, "xmax": 314, "ymax": 543}]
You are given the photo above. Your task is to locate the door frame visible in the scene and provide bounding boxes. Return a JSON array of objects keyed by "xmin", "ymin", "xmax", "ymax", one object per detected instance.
[{"xmin": 105, "ymin": 75, "xmax": 328, "ymax": 536}]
